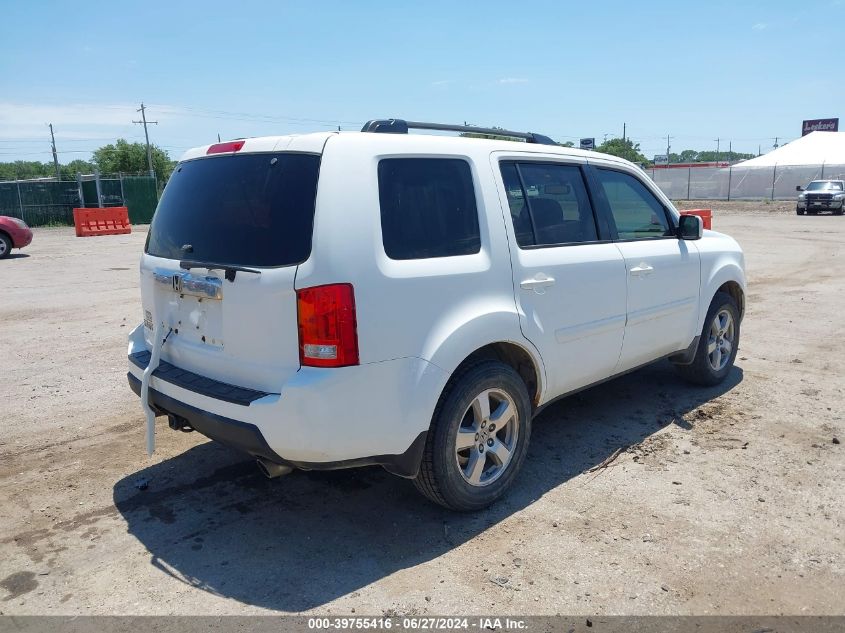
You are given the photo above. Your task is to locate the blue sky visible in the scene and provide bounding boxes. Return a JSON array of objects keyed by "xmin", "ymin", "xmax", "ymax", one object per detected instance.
[{"xmin": 1, "ymin": 0, "xmax": 843, "ymax": 162}]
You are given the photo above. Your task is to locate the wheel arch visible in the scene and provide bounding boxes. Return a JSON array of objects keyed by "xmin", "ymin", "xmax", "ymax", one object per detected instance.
[
  {"xmin": 716, "ymin": 279, "xmax": 745, "ymax": 321},
  {"xmin": 699, "ymin": 258, "xmax": 746, "ymax": 329},
  {"xmin": 451, "ymin": 341, "xmax": 543, "ymax": 409}
]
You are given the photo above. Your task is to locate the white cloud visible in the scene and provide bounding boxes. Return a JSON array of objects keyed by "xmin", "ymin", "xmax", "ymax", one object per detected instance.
[
  {"xmin": 752, "ymin": 22, "xmax": 768, "ymax": 30},
  {"xmin": 0, "ymin": 102, "xmax": 188, "ymax": 140},
  {"xmin": 430, "ymin": 79, "xmax": 454, "ymax": 87},
  {"xmin": 498, "ymin": 77, "xmax": 529, "ymax": 85}
]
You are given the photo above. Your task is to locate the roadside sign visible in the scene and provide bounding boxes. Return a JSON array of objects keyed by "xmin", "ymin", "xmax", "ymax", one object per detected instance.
[
  {"xmin": 653, "ymin": 154, "xmax": 668, "ymax": 164},
  {"xmin": 579, "ymin": 138, "xmax": 595, "ymax": 150},
  {"xmin": 802, "ymin": 118, "xmax": 839, "ymax": 135}
]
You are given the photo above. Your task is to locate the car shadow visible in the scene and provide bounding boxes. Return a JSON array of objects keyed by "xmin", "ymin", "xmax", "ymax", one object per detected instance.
[
  {"xmin": 113, "ymin": 361, "xmax": 742, "ymax": 611},
  {"xmin": 3, "ymin": 253, "xmax": 30, "ymax": 260}
]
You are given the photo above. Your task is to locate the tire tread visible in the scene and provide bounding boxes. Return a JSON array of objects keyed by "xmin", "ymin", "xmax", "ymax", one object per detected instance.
[
  {"xmin": 675, "ymin": 291, "xmax": 739, "ymax": 386},
  {"xmin": 413, "ymin": 359, "xmax": 530, "ymax": 510}
]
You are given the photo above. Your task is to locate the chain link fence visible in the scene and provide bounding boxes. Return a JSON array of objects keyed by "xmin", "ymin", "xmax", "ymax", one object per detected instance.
[
  {"xmin": 647, "ymin": 163, "xmax": 845, "ymax": 200},
  {"xmin": 0, "ymin": 173, "xmax": 158, "ymax": 227}
]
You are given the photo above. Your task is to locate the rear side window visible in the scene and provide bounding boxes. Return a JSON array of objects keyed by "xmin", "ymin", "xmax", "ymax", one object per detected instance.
[
  {"xmin": 145, "ymin": 153, "xmax": 320, "ymax": 267},
  {"xmin": 378, "ymin": 158, "xmax": 481, "ymax": 260},
  {"xmin": 595, "ymin": 168, "xmax": 672, "ymax": 240},
  {"xmin": 500, "ymin": 161, "xmax": 598, "ymax": 247}
]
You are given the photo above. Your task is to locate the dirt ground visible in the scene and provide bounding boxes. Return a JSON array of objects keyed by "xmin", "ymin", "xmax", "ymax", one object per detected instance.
[{"xmin": 0, "ymin": 201, "xmax": 842, "ymax": 615}]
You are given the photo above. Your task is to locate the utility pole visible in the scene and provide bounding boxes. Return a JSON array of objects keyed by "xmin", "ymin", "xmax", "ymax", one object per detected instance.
[
  {"xmin": 622, "ymin": 122, "xmax": 626, "ymax": 143},
  {"xmin": 48, "ymin": 123, "xmax": 60, "ymax": 180},
  {"xmin": 666, "ymin": 134, "xmax": 672, "ymax": 164},
  {"xmin": 714, "ymin": 137, "xmax": 720, "ymax": 162},
  {"xmin": 133, "ymin": 102, "xmax": 158, "ymax": 177},
  {"xmin": 728, "ymin": 141, "xmax": 732, "ymax": 163}
]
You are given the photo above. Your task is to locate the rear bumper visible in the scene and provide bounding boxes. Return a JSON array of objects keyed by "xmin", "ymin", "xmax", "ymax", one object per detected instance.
[
  {"xmin": 127, "ymin": 372, "xmax": 427, "ymax": 476},
  {"xmin": 126, "ymin": 324, "xmax": 448, "ymax": 477},
  {"xmin": 128, "ymin": 372, "xmax": 284, "ymax": 463}
]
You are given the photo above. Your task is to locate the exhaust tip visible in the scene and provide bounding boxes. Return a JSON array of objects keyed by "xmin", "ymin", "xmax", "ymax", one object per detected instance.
[{"xmin": 256, "ymin": 458, "xmax": 292, "ymax": 479}]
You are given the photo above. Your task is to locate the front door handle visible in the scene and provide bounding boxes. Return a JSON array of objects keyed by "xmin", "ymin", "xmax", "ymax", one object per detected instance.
[
  {"xmin": 520, "ymin": 274, "xmax": 556, "ymax": 294},
  {"xmin": 629, "ymin": 263, "xmax": 654, "ymax": 276}
]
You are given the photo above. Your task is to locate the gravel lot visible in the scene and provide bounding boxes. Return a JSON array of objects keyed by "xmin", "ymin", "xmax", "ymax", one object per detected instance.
[{"xmin": 1, "ymin": 201, "xmax": 842, "ymax": 615}]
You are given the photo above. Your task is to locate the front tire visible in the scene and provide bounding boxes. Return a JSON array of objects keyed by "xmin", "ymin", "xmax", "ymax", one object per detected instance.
[
  {"xmin": 674, "ymin": 291, "xmax": 740, "ymax": 386},
  {"xmin": 0, "ymin": 232, "xmax": 11, "ymax": 259},
  {"xmin": 796, "ymin": 207, "xmax": 805, "ymax": 215},
  {"xmin": 414, "ymin": 360, "xmax": 532, "ymax": 511}
]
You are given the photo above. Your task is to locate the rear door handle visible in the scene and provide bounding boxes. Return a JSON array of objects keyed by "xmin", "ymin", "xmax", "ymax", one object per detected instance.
[
  {"xmin": 629, "ymin": 263, "xmax": 654, "ymax": 276},
  {"xmin": 520, "ymin": 274, "xmax": 556, "ymax": 294}
]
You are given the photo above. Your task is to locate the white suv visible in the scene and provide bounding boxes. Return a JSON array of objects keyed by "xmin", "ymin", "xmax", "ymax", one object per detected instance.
[{"xmin": 128, "ymin": 119, "xmax": 746, "ymax": 510}]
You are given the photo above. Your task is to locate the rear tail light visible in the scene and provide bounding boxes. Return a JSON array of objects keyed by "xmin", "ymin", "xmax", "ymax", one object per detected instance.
[
  {"xmin": 297, "ymin": 284, "xmax": 359, "ymax": 367},
  {"xmin": 206, "ymin": 140, "xmax": 245, "ymax": 154}
]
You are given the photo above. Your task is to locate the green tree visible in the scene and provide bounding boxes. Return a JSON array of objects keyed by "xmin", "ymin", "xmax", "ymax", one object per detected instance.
[
  {"xmin": 60, "ymin": 159, "xmax": 95, "ymax": 179},
  {"xmin": 92, "ymin": 139, "xmax": 174, "ymax": 181},
  {"xmin": 695, "ymin": 150, "xmax": 754, "ymax": 163},
  {"xmin": 595, "ymin": 137, "xmax": 649, "ymax": 164},
  {"xmin": 559, "ymin": 141, "xmax": 575, "ymax": 148},
  {"xmin": 0, "ymin": 161, "xmax": 54, "ymax": 181}
]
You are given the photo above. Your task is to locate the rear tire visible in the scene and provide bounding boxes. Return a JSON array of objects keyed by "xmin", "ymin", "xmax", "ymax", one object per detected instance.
[
  {"xmin": 413, "ymin": 360, "xmax": 532, "ymax": 511},
  {"xmin": 674, "ymin": 291, "xmax": 740, "ymax": 386},
  {"xmin": 834, "ymin": 207, "xmax": 843, "ymax": 216},
  {"xmin": 0, "ymin": 232, "xmax": 11, "ymax": 259}
]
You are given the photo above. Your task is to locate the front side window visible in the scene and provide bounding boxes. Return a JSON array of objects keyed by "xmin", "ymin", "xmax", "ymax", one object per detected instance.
[
  {"xmin": 500, "ymin": 161, "xmax": 598, "ymax": 247},
  {"xmin": 378, "ymin": 158, "xmax": 481, "ymax": 260},
  {"xmin": 595, "ymin": 168, "xmax": 672, "ymax": 240}
]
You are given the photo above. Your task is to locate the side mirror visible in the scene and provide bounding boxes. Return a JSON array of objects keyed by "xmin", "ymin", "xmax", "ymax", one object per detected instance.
[
  {"xmin": 678, "ymin": 214, "xmax": 703, "ymax": 240},
  {"xmin": 796, "ymin": 185, "xmax": 804, "ymax": 192}
]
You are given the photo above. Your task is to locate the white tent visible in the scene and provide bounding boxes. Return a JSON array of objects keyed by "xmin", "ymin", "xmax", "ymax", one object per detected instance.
[{"xmin": 735, "ymin": 131, "xmax": 845, "ymax": 167}]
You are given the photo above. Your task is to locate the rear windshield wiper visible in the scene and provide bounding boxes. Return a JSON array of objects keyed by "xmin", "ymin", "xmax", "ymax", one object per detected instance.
[{"xmin": 179, "ymin": 259, "xmax": 261, "ymax": 282}]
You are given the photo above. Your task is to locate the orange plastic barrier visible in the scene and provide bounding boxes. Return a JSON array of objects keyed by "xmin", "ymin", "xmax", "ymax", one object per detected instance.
[
  {"xmin": 73, "ymin": 207, "xmax": 132, "ymax": 237},
  {"xmin": 680, "ymin": 208, "xmax": 712, "ymax": 230}
]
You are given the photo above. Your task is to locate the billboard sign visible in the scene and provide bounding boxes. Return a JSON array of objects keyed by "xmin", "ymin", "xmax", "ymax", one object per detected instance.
[
  {"xmin": 653, "ymin": 154, "xmax": 668, "ymax": 164},
  {"xmin": 579, "ymin": 138, "xmax": 595, "ymax": 150},
  {"xmin": 802, "ymin": 118, "xmax": 839, "ymax": 135}
]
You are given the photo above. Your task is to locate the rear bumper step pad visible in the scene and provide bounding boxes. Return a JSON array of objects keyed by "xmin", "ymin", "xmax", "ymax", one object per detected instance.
[{"xmin": 129, "ymin": 350, "xmax": 270, "ymax": 406}]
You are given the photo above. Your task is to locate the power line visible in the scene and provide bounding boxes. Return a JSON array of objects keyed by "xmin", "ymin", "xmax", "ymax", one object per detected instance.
[{"xmin": 147, "ymin": 103, "xmax": 363, "ymax": 128}]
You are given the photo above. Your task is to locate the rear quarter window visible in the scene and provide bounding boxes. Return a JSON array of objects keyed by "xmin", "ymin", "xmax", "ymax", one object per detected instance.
[{"xmin": 378, "ymin": 158, "xmax": 481, "ymax": 260}]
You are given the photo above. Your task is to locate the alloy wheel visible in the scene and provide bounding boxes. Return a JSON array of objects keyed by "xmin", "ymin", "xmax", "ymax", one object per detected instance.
[
  {"xmin": 707, "ymin": 309, "xmax": 735, "ymax": 371},
  {"xmin": 454, "ymin": 389, "xmax": 519, "ymax": 486}
]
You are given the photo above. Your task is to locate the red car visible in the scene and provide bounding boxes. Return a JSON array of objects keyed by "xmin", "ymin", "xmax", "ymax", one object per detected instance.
[{"xmin": 0, "ymin": 216, "xmax": 33, "ymax": 259}]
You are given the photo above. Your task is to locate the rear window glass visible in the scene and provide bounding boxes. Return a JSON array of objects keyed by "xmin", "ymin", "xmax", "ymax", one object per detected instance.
[
  {"xmin": 378, "ymin": 158, "xmax": 481, "ymax": 260},
  {"xmin": 145, "ymin": 152, "xmax": 320, "ymax": 267}
]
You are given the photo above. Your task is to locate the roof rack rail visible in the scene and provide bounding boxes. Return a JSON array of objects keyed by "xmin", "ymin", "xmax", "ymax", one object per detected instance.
[{"xmin": 360, "ymin": 119, "xmax": 557, "ymax": 146}]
